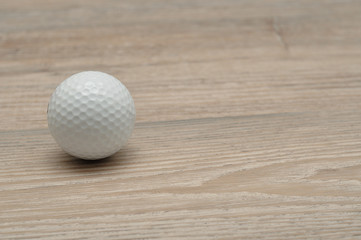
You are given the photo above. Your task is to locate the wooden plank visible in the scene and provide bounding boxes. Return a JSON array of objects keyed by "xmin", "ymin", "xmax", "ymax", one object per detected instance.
[{"xmin": 1, "ymin": 0, "xmax": 361, "ymax": 239}]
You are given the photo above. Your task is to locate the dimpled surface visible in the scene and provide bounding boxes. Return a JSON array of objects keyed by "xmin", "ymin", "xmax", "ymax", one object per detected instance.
[{"xmin": 47, "ymin": 71, "xmax": 136, "ymax": 160}]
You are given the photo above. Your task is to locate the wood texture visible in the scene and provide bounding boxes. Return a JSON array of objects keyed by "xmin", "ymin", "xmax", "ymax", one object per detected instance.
[{"xmin": 1, "ymin": 0, "xmax": 361, "ymax": 239}]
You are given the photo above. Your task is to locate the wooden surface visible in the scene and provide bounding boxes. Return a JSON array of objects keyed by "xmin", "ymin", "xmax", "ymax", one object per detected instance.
[{"xmin": 1, "ymin": 0, "xmax": 361, "ymax": 239}]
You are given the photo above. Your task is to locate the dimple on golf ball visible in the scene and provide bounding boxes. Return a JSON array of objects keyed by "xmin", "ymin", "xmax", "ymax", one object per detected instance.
[{"xmin": 47, "ymin": 71, "xmax": 136, "ymax": 160}]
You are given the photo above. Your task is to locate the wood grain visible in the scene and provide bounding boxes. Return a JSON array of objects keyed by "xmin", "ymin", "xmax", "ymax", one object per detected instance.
[{"xmin": 1, "ymin": 0, "xmax": 361, "ymax": 239}]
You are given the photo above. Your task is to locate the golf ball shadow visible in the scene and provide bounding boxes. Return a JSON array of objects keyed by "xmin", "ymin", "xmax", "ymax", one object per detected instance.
[{"xmin": 56, "ymin": 149, "xmax": 132, "ymax": 172}]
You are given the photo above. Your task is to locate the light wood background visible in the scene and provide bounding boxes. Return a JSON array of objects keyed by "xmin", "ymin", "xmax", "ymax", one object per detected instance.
[{"xmin": 1, "ymin": 0, "xmax": 361, "ymax": 239}]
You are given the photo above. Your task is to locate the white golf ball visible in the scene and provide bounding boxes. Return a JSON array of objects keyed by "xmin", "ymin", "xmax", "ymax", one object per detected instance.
[{"xmin": 47, "ymin": 71, "xmax": 136, "ymax": 160}]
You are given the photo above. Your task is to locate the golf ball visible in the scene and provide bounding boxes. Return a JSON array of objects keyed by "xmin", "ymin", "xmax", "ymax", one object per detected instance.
[{"xmin": 47, "ymin": 71, "xmax": 136, "ymax": 160}]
